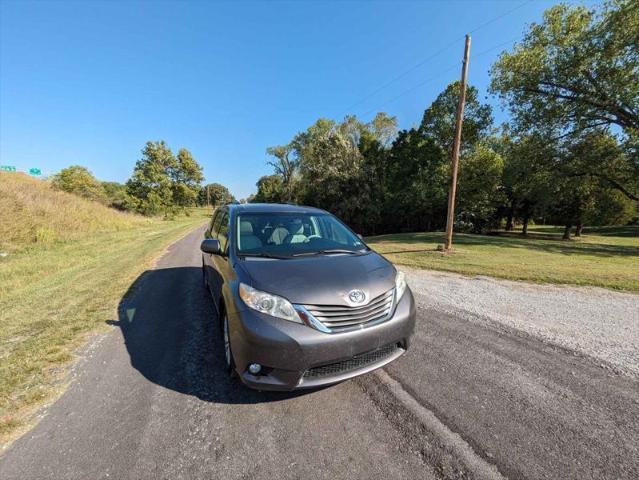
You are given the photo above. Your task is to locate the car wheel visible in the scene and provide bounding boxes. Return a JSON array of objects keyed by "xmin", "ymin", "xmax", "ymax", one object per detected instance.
[{"xmin": 222, "ymin": 313, "xmax": 237, "ymax": 378}]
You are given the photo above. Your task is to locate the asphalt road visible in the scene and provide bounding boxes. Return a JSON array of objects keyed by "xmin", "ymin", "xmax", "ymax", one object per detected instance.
[{"xmin": 1, "ymin": 226, "xmax": 637, "ymax": 480}]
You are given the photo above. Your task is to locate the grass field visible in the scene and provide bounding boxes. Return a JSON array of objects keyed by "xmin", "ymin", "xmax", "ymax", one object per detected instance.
[
  {"xmin": 367, "ymin": 225, "xmax": 639, "ymax": 292},
  {"xmin": 0, "ymin": 173, "xmax": 209, "ymax": 446},
  {"xmin": 0, "ymin": 171, "xmax": 149, "ymax": 252}
]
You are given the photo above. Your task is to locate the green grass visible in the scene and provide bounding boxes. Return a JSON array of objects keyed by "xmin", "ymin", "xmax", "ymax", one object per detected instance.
[
  {"xmin": 0, "ymin": 210, "xmax": 209, "ymax": 447},
  {"xmin": 366, "ymin": 225, "xmax": 639, "ymax": 292}
]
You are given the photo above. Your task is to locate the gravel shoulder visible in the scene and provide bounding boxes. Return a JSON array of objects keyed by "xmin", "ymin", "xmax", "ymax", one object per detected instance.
[{"xmin": 400, "ymin": 266, "xmax": 639, "ymax": 377}]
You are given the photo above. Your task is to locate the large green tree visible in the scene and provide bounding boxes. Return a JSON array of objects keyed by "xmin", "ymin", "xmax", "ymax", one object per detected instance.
[
  {"xmin": 491, "ymin": 0, "xmax": 639, "ymax": 200},
  {"xmin": 293, "ymin": 117, "xmax": 368, "ymax": 229},
  {"xmin": 261, "ymin": 114, "xmax": 399, "ymax": 233},
  {"xmin": 550, "ymin": 131, "xmax": 637, "ymax": 238},
  {"xmin": 126, "ymin": 141, "xmax": 176, "ymax": 215},
  {"xmin": 455, "ymin": 143, "xmax": 505, "ymax": 233},
  {"xmin": 498, "ymin": 132, "xmax": 555, "ymax": 234},
  {"xmin": 265, "ymin": 144, "xmax": 297, "ymax": 202},
  {"xmin": 420, "ymin": 81, "xmax": 493, "ymax": 154},
  {"xmin": 198, "ymin": 182, "xmax": 235, "ymax": 206},
  {"xmin": 126, "ymin": 141, "xmax": 204, "ymax": 215},
  {"xmin": 252, "ymin": 175, "xmax": 285, "ymax": 203},
  {"xmin": 172, "ymin": 148, "xmax": 204, "ymax": 207},
  {"xmin": 385, "ymin": 129, "xmax": 448, "ymax": 232}
]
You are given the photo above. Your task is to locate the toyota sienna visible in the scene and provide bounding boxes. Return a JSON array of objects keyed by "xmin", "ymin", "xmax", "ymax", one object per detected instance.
[{"xmin": 201, "ymin": 203, "xmax": 415, "ymax": 390}]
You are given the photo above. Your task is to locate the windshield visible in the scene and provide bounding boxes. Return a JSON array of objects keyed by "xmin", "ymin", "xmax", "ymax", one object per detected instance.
[{"xmin": 236, "ymin": 212, "xmax": 367, "ymax": 257}]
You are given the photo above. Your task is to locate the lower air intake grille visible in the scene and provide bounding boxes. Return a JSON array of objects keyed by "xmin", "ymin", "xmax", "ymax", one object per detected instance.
[{"xmin": 303, "ymin": 343, "xmax": 401, "ymax": 379}]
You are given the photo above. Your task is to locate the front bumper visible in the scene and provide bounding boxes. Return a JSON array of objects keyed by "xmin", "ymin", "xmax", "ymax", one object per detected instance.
[{"xmin": 228, "ymin": 288, "xmax": 416, "ymax": 391}]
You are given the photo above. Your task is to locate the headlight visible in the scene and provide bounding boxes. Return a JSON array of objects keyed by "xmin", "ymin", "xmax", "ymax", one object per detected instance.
[
  {"xmin": 239, "ymin": 283, "xmax": 302, "ymax": 323},
  {"xmin": 395, "ymin": 271, "xmax": 407, "ymax": 300}
]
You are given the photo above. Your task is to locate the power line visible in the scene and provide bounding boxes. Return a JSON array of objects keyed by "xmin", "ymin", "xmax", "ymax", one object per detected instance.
[
  {"xmin": 473, "ymin": 36, "xmax": 521, "ymax": 57},
  {"xmin": 343, "ymin": 36, "xmax": 463, "ymax": 113},
  {"xmin": 341, "ymin": 0, "xmax": 534, "ymax": 117},
  {"xmin": 360, "ymin": 36, "xmax": 520, "ymax": 118},
  {"xmin": 361, "ymin": 65, "xmax": 458, "ymax": 118},
  {"xmin": 469, "ymin": 0, "xmax": 536, "ymax": 34}
]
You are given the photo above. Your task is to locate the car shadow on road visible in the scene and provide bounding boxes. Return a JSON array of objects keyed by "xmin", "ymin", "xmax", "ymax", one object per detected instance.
[{"xmin": 106, "ymin": 266, "xmax": 315, "ymax": 405}]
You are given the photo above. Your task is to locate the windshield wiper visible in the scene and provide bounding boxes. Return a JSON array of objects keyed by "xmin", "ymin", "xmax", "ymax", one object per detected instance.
[
  {"xmin": 292, "ymin": 249, "xmax": 365, "ymax": 257},
  {"xmin": 239, "ymin": 252, "xmax": 290, "ymax": 259}
]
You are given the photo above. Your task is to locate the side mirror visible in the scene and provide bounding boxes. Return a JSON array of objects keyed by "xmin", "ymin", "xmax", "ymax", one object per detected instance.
[{"xmin": 200, "ymin": 239, "xmax": 221, "ymax": 255}]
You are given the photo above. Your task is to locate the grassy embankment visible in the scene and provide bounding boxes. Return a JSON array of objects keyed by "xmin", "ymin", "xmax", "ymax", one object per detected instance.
[
  {"xmin": 367, "ymin": 225, "xmax": 639, "ymax": 292},
  {"xmin": 0, "ymin": 172, "xmax": 208, "ymax": 446}
]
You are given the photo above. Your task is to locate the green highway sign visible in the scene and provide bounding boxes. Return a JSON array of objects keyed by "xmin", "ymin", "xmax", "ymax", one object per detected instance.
[
  {"xmin": 0, "ymin": 165, "xmax": 16, "ymax": 172},
  {"xmin": 28, "ymin": 168, "xmax": 42, "ymax": 176}
]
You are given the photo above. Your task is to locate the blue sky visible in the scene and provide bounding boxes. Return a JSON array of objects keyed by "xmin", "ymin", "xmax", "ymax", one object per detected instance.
[{"xmin": 1, "ymin": 0, "xmax": 593, "ymax": 199}]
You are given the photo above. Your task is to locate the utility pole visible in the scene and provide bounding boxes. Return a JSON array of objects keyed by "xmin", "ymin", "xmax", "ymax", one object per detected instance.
[{"xmin": 444, "ymin": 34, "xmax": 471, "ymax": 252}]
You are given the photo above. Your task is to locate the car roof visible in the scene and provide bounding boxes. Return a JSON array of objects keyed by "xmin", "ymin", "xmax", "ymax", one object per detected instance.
[{"xmin": 227, "ymin": 203, "xmax": 328, "ymax": 215}]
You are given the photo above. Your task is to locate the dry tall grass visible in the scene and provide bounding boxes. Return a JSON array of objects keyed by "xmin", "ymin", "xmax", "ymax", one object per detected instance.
[{"xmin": 0, "ymin": 171, "xmax": 148, "ymax": 251}]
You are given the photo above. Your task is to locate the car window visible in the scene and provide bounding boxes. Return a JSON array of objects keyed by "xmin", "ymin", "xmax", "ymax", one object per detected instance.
[
  {"xmin": 317, "ymin": 215, "xmax": 350, "ymax": 245},
  {"xmin": 218, "ymin": 212, "xmax": 230, "ymax": 252},
  {"xmin": 236, "ymin": 212, "xmax": 366, "ymax": 257}
]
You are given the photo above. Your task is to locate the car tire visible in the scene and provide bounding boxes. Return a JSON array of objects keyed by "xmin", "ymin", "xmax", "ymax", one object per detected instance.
[{"xmin": 222, "ymin": 313, "xmax": 237, "ymax": 378}]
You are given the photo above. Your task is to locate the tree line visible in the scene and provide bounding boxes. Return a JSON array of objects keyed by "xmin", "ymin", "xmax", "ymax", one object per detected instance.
[
  {"xmin": 252, "ymin": 0, "xmax": 638, "ymax": 239},
  {"xmin": 51, "ymin": 141, "xmax": 234, "ymax": 217}
]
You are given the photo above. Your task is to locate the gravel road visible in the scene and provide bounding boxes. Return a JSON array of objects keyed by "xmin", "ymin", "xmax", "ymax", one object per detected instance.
[
  {"xmin": 400, "ymin": 267, "xmax": 639, "ymax": 376},
  {"xmin": 1, "ymin": 227, "xmax": 637, "ymax": 480}
]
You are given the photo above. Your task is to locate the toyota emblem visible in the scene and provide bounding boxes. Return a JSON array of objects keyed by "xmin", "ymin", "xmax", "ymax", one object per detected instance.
[{"xmin": 348, "ymin": 290, "xmax": 366, "ymax": 304}]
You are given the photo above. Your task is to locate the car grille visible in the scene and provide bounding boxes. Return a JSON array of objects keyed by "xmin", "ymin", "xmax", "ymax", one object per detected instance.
[
  {"xmin": 303, "ymin": 343, "xmax": 401, "ymax": 379},
  {"xmin": 302, "ymin": 288, "xmax": 395, "ymax": 331}
]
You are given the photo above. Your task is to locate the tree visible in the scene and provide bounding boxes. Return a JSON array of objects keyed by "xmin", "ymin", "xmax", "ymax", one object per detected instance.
[
  {"xmin": 547, "ymin": 173, "xmax": 599, "ymax": 239},
  {"xmin": 51, "ymin": 165, "xmax": 107, "ymax": 203},
  {"xmin": 584, "ymin": 188, "xmax": 636, "ymax": 227},
  {"xmin": 491, "ymin": 0, "xmax": 639, "ymax": 200},
  {"xmin": 198, "ymin": 182, "xmax": 235, "ymax": 206},
  {"xmin": 550, "ymin": 130, "xmax": 636, "ymax": 238},
  {"xmin": 359, "ymin": 130, "xmax": 391, "ymax": 233},
  {"xmin": 369, "ymin": 112, "xmax": 399, "ymax": 147},
  {"xmin": 498, "ymin": 133, "xmax": 555, "ymax": 234},
  {"xmin": 126, "ymin": 141, "xmax": 176, "ymax": 215},
  {"xmin": 266, "ymin": 144, "xmax": 297, "ymax": 202},
  {"xmin": 385, "ymin": 129, "xmax": 448, "ymax": 232},
  {"xmin": 172, "ymin": 148, "xmax": 204, "ymax": 207},
  {"xmin": 253, "ymin": 175, "xmax": 285, "ymax": 203},
  {"xmin": 101, "ymin": 181, "xmax": 132, "ymax": 211},
  {"xmin": 294, "ymin": 118, "xmax": 367, "ymax": 229},
  {"xmin": 420, "ymin": 81, "xmax": 493, "ymax": 154},
  {"xmin": 126, "ymin": 141, "xmax": 204, "ymax": 215},
  {"xmin": 259, "ymin": 115, "xmax": 401, "ymax": 233},
  {"xmin": 456, "ymin": 143, "xmax": 505, "ymax": 233}
]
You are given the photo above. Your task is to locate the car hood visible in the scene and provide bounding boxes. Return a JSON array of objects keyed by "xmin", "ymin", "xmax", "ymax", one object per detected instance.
[{"xmin": 237, "ymin": 252, "xmax": 396, "ymax": 306}]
